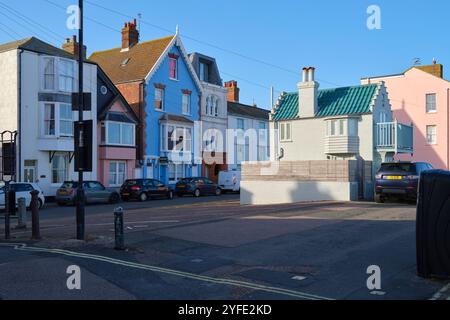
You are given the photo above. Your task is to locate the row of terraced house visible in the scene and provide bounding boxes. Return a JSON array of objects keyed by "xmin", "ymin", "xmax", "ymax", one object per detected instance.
[
  {"xmin": 0, "ymin": 20, "xmax": 270, "ymax": 197},
  {"xmin": 1, "ymin": 19, "xmax": 449, "ymax": 203}
]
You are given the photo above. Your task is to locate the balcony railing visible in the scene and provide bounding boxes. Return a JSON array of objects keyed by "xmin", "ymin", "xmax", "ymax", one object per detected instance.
[{"xmin": 376, "ymin": 121, "xmax": 413, "ymax": 154}]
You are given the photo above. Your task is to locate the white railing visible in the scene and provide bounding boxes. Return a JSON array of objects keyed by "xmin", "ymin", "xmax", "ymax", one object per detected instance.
[{"xmin": 376, "ymin": 121, "xmax": 413, "ymax": 153}]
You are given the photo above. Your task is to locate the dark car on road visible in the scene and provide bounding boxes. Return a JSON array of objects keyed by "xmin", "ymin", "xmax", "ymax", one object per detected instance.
[
  {"xmin": 175, "ymin": 177, "xmax": 222, "ymax": 197},
  {"xmin": 374, "ymin": 162, "xmax": 433, "ymax": 203},
  {"xmin": 120, "ymin": 179, "xmax": 174, "ymax": 202},
  {"xmin": 56, "ymin": 181, "xmax": 121, "ymax": 205}
]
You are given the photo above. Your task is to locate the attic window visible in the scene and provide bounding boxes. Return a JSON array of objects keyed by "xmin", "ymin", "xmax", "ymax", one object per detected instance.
[{"xmin": 121, "ymin": 58, "xmax": 130, "ymax": 66}]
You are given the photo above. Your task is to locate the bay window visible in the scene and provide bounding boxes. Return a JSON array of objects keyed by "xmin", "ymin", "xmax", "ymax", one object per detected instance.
[
  {"xmin": 42, "ymin": 103, "xmax": 73, "ymax": 137},
  {"xmin": 42, "ymin": 57, "xmax": 75, "ymax": 92},
  {"xmin": 161, "ymin": 124, "xmax": 193, "ymax": 153},
  {"xmin": 104, "ymin": 122, "xmax": 135, "ymax": 146}
]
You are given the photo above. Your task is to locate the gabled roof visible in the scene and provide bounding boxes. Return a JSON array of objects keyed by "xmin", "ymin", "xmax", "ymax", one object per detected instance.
[
  {"xmin": 90, "ymin": 36, "xmax": 175, "ymax": 84},
  {"xmin": 272, "ymin": 84, "xmax": 380, "ymax": 121},
  {"xmin": 228, "ymin": 101, "xmax": 270, "ymax": 120},
  {"xmin": 0, "ymin": 37, "xmax": 75, "ymax": 59}
]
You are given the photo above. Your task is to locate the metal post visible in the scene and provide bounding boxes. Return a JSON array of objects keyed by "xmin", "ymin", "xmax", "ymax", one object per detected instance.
[
  {"xmin": 16, "ymin": 197, "xmax": 26, "ymax": 229},
  {"xmin": 30, "ymin": 190, "xmax": 40, "ymax": 240},
  {"xmin": 76, "ymin": 0, "xmax": 85, "ymax": 240},
  {"xmin": 114, "ymin": 207, "xmax": 125, "ymax": 250},
  {"xmin": 4, "ymin": 183, "xmax": 10, "ymax": 239}
]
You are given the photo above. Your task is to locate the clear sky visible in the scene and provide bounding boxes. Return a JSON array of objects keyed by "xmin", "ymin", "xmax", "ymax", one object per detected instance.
[{"xmin": 0, "ymin": 0, "xmax": 449, "ymax": 109}]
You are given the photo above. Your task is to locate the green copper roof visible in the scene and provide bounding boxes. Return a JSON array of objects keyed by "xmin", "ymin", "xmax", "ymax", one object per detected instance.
[{"xmin": 272, "ymin": 84, "xmax": 379, "ymax": 120}]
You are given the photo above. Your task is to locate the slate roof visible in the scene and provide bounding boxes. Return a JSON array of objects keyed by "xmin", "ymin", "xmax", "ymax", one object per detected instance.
[
  {"xmin": 0, "ymin": 37, "xmax": 76, "ymax": 59},
  {"xmin": 228, "ymin": 102, "xmax": 270, "ymax": 120},
  {"xmin": 89, "ymin": 36, "xmax": 174, "ymax": 84},
  {"xmin": 272, "ymin": 84, "xmax": 380, "ymax": 121}
]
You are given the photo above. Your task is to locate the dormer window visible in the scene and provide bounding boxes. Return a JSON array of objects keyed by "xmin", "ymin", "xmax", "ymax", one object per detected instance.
[{"xmin": 199, "ymin": 61, "xmax": 210, "ymax": 82}]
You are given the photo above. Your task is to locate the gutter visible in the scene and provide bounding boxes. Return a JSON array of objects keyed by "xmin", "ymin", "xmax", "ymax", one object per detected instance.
[{"xmin": 17, "ymin": 49, "xmax": 24, "ymax": 181}]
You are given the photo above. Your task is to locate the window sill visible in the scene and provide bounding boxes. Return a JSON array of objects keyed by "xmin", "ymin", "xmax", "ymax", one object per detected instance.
[
  {"xmin": 280, "ymin": 140, "xmax": 293, "ymax": 143},
  {"xmin": 169, "ymin": 78, "xmax": 179, "ymax": 82},
  {"xmin": 155, "ymin": 109, "xmax": 165, "ymax": 113}
]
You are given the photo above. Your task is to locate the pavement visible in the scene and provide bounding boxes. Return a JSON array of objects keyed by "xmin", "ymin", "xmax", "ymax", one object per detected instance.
[{"xmin": 0, "ymin": 195, "xmax": 449, "ymax": 300}]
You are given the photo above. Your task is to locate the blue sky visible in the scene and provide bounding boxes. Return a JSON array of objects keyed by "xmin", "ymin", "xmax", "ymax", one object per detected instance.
[{"xmin": 0, "ymin": 0, "xmax": 449, "ymax": 108}]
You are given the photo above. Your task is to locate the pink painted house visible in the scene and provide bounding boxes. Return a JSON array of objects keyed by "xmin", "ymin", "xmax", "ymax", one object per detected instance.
[
  {"xmin": 362, "ymin": 62, "xmax": 450, "ymax": 170},
  {"xmin": 97, "ymin": 67, "xmax": 139, "ymax": 187}
]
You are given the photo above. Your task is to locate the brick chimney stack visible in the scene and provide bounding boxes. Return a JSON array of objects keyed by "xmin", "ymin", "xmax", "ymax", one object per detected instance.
[
  {"xmin": 224, "ymin": 80, "xmax": 240, "ymax": 102},
  {"xmin": 121, "ymin": 19, "xmax": 139, "ymax": 50},
  {"xmin": 62, "ymin": 35, "xmax": 87, "ymax": 60}
]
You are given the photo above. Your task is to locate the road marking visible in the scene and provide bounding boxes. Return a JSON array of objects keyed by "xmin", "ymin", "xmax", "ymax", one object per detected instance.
[
  {"xmin": 430, "ymin": 282, "xmax": 450, "ymax": 300},
  {"xmin": 0, "ymin": 243, "xmax": 333, "ymax": 300},
  {"xmin": 370, "ymin": 290, "xmax": 386, "ymax": 296},
  {"xmin": 292, "ymin": 276, "xmax": 307, "ymax": 281}
]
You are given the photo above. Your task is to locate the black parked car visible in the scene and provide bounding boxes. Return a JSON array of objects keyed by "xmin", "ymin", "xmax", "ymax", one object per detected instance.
[
  {"xmin": 120, "ymin": 179, "xmax": 174, "ymax": 202},
  {"xmin": 175, "ymin": 177, "xmax": 222, "ymax": 197},
  {"xmin": 374, "ymin": 162, "xmax": 433, "ymax": 203}
]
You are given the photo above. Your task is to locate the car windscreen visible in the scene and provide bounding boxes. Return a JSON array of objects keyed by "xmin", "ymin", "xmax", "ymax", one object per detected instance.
[
  {"xmin": 379, "ymin": 163, "xmax": 416, "ymax": 173},
  {"xmin": 61, "ymin": 181, "xmax": 78, "ymax": 189},
  {"xmin": 178, "ymin": 178, "xmax": 193, "ymax": 183}
]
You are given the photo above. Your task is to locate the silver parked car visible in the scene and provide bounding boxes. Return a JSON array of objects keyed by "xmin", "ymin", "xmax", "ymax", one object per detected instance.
[{"xmin": 56, "ymin": 181, "xmax": 120, "ymax": 206}]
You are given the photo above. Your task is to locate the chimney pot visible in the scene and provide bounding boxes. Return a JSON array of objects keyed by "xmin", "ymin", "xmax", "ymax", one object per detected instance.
[
  {"xmin": 225, "ymin": 80, "xmax": 240, "ymax": 102},
  {"xmin": 122, "ymin": 19, "xmax": 140, "ymax": 49}
]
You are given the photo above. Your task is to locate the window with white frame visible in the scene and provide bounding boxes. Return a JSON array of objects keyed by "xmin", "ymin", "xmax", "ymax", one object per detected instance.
[
  {"xmin": 43, "ymin": 58, "xmax": 55, "ymax": 90},
  {"xmin": 59, "ymin": 103, "xmax": 74, "ymax": 136},
  {"xmin": 182, "ymin": 93, "xmax": 191, "ymax": 115},
  {"xmin": 109, "ymin": 161, "xmax": 126, "ymax": 186},
  {"xmin": 280, "ymin": 122, "xmax": 292, "ymax": 142},
  {"xmin": 59, "ymin": 59, "xmax": 75, "ymax": 92},
  {"xmin": 155, "ymin": 88, "xmax": 164, "ymax": 110},
  {"xmin": 44, "ymin": 103, "xmax": 56, "ymax": 136},
  {"xmin": 42, "ymin": 57, "xmax": 75, "ymax": 92},
  {"xmin": 161, "ymin": 124, "xmax": 193, "ymax": 152},
  {"xmin": 104, "ymin": 122, "xmax": 135, "ymax": 146},
  {"xmin": 328, "ymin": 119, "xmax": 346, "ymax": 136},
  {"xmin": 426, "ymin": 125, "xmax": 437, "ymax": 145},
  {"xmin": 426, "ymin": 94, "xmax": 437, "ymax": 113},
  {"xmin": 258, "ymin": 122, "xmax": 267, "ymax": 161},
  {"xmin": 51, "ymin": 154, "xmax": 68, "ymax": 184},
  {"xmin": 42, "ymin": 103, "xmax": 73, "ymax": 137}
]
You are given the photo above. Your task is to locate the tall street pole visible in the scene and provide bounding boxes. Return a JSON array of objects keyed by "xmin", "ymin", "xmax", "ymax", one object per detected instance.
[{"xmin": 76, "ymin": 0, "xmax": 85, "ymax": 240}]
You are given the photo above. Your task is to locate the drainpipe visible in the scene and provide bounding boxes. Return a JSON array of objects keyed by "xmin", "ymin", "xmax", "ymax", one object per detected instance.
[{"xmin": 17, "ymin": 49, "xmax": 24, "ymax": 182}]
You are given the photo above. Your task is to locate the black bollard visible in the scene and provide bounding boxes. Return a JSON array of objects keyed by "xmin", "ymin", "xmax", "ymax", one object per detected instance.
[
  {"xmin": 114, "ymin": 207, "xmax": 125, "ymax": 250},
  {"xmin": 4, "ymin": 188, "xmax": 15, "ymax": 240},
  {"xmin": 30, "ymin": 190, "xmax": 40, "ymax": 240}
]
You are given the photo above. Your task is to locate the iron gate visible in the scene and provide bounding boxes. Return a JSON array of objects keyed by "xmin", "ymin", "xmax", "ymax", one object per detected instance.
[{"xmin": 0, "ymin": 130, "xmax": 17, "ymax": 183}]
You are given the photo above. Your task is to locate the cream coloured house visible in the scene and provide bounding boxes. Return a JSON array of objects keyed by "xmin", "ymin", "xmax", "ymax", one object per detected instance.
[{"xmin": 241, "ymin": 67, "xmax": 414, "ymax": 205}]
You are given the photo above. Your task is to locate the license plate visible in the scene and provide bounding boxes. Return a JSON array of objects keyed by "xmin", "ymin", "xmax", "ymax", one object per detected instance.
[
  {"xmin": 122, "ymin": 193, "xmax": 130, "ymax": 196},
  {"xmin": 59, "ymin": 191, "xmax": 68, "ymax": 195},
  {"xmin": 386, "ymin": 176, "xmax": 403, "ymax": 180},
  {"xmin": 178, "ymin": 185, "xmax": 185, "ymax": 188}
]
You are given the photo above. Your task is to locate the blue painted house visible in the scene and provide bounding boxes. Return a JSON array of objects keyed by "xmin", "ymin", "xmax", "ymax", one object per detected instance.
[{"xmin": 91, "ymin": 20, "xmax": 203, "ymax": 185}]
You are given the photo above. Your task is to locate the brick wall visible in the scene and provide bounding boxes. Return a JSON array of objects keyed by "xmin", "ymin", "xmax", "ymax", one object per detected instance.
[{"xmin": 116, "ymin": 81, "xmax": 146, "ymax": 162}]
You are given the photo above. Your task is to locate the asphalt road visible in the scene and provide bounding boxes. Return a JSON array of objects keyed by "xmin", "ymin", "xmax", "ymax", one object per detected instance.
[{"xmin": 0, "ymin": 195, "xmax": 448, "ymax": 300}]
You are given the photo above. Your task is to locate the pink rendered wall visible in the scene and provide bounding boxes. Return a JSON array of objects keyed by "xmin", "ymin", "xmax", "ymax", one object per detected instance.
[
  {"xmin": 363, "ymin": 68, "xmax": 450, "ymax": 170},
  {"xmin": 97, "ymin": 99, "xmax": 137, "ymax": 187}
]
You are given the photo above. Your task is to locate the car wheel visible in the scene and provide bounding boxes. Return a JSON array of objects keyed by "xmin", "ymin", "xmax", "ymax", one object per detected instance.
[
  {"xmin": 375, "ymin": 193, "xmax": 384, "ymax": 203},
  {"xmin": 194, "ymin": 189, "xmax": 201, "ymax": 198},
  {"xmin": 109, "ymin": 193, "xmax": 120, "ymax": 204},
  {"xmin": 122, "ymin": 196, "xmax": 129, "ymax": 202},
  {"xmin": 177, "ymin": 193, "xmax": 183, "ymax": 198},
  {"xmin": 57, "ymin": 201, "xmax": 65, "ymax": 206},
  {"xmin": 38, "ymin": 199, "xmax": 43, "ymax": 209},
  {"xmin": 215, "ymin": 188, "xmax": 222, "ymax": 196},
  {"xmin": 139, "ymin": 192, "xmax": 148, "ymax": 202},
  {"xmin": 168, "ymin": 191, "xmax": 174, "ymax": 200}
]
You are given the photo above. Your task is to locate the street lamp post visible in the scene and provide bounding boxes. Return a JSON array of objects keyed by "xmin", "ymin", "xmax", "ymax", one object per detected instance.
[{"xmin": 76, "ymin": 0, "xmax": 85, "ymax": 240}]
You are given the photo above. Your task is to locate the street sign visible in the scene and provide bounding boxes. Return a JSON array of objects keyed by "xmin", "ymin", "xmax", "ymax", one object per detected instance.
[
  {"xmin": 74, "ymin": 120, "xmax": 93, "ymax": 172},
  {"xmin": 71, "ymin": 92, "xmax": 92, "ymax": 111}
]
